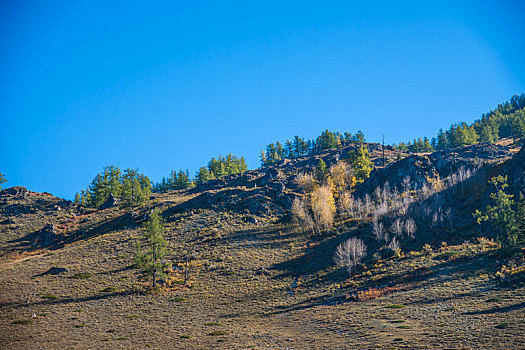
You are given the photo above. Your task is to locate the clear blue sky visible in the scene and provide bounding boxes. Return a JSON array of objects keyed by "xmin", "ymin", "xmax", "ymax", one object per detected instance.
[{"xmin": 1, "ymin": 1, "xmax": 524, "ymax": 199}]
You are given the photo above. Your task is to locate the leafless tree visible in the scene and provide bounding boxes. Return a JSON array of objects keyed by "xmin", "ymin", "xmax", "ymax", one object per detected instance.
[
  {"xmin": 291, "ymin": 197, "xmax": 313, "ymax": 234},
  {"xmin": 364, "ymin": 194, "xmax": 372, "ymax": 216},
  {"xmin": 390, "ymin": 218, "xmax": 403, "ymax": 238},
  {"xmin": 388, "ymin": 237, "xmax": 400, "ymax": 252},
  {"xmin": 423, "ymin": 206, "xmax": 432, "ymax": 224},
  {"xmin": 382, "ymin": 181, "xmax": 391, "ymax": 204},
  {"xmin": 334, "ymin": 237, "xmax": 367, "ymax": 276},
  {"xmin": 402, "ymin": 176, "xmax": 412, "ymax": 194},
  {"xmin": 344, "ymin": 166, "xmax": 356, "ymax": 189},
  {"xmin": 420, "ymin": 183, "xmax": 431, "ymax": 198},
  {"xmin": 355, "ymin": 198, "xmax": 363, "ymax": 222},
  {"xmin": 339, "ymin": 191, "xmax": 355, "ymax": 217},
  {"xmin": 445, "ymin": 207, "xmax": 452, "ymax": 230},
  {"xmin": 397, "ymin": 202, "xmax": 409, "ymax": 216},
  {"xmin": 374, "ymin": 186, "xmax": 382, "ymax": 204},
  {"xmin": 372, "ymin": 218, "xmax": 385, "ymax": 241},
  {"xmin": 431, "ymin": 211, "xmax": 439, "ymax": 232},
  {"xmin": 404, "ymin": 218, "xmax": 417, "ymax": 239},
  {"xmin": 374, "ymin": 202, "xmax": 389, "ymax": 217}
]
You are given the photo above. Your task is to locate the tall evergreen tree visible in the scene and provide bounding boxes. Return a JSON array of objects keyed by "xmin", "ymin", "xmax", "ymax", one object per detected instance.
[
  {"xmin": 315, "ymin": 159, "xmax": 328, "ymax": 183},
  {"xmin": 135, "ymin": 210, "xmax": 170, "ymax": 288},
  {"xmin": 347, "ymin": 146, "xmax": 373, "ymax": 182}
]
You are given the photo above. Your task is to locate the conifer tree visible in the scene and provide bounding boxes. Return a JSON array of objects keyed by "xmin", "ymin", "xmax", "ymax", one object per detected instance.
[
  {"xmin": 315, "ymin": 159, "xmax": 328, "ymax": 183},
  {"xmin": 347, "ymin": 146, "xmax": 373, "ymax": 182},
  {"xmin": 474, "ymin": 176, "xmax": 521, "ymax": 248},
  {"xmin": 0, "ymin": 173, "xmax": 7, "ymax": 189},
  {"xmin": 195, "ymin": 166, "xmax": 215, "ymax": 185},
  {"xmin": 135, "ymin": 210, "xmax": 170, "ymax": 287}
]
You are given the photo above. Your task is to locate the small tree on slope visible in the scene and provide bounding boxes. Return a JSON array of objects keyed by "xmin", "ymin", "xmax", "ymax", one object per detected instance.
[{"xmin": 135, "ymin": 210, "xmax": 170, "ymax": 287}]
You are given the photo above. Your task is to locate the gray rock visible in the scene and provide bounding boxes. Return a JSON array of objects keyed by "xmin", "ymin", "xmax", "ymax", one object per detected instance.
[
  {"xmin": 42, "ymin": 266, "xmax": 69, "ymax": 275},
  {"xmin": 100, "ymin": 193, "xmax": 120, "ymax": 209},
  {"xmin": 38, "ymin": 224, "xmax": 56, "ymax": 247}
]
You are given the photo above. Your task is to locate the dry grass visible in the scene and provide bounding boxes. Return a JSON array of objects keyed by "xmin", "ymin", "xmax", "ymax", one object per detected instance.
[{"xmin": 1, "ymin": 190, "xmax": 524, "ymax": 349}]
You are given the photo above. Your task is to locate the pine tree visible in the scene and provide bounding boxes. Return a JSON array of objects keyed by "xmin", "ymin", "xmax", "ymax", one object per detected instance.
[
  {"xmin": 473, "ymin": 176, "xmax": 520, "ymax": 248},
  {"xmin": 135, "ymin": 210, "xmax": 170, "ymax": 287},
  {"xmin": 347, "ymin": 146, "xmax": 373, "ymax": 182},
  {"xmin": 352, "ymin": 130, "xmax": 366, "ymax": 143},
  {"xmin": 0, "ymin": 173, "xmax": 7, "ymax": 189},
  {"xmin": 260, "ymin": 151, "xmax": 268, "ymax": 166},
  {"xmin": 195, "ymin": 166, "xmax": 215, "ymax": 185},
  {"xmin": 121, "ymin": 169, "xmax": 151, "ymax": 207},
  {"xmin": 315, "ymin": 159, "xmax": 328, "ymax": 183}
]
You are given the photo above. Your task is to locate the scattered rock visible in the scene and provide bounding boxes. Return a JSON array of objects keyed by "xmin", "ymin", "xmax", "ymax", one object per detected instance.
[
  {"xmin": 41, "ymin": 266, "xmax": 69, "ymax": 275},
  {"xmin": 255, "ymin": 267, "xmax": 269, "ymax": 276}
]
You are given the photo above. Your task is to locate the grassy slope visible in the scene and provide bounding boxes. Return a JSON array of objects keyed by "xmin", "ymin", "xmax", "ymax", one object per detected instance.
[{"xmin": 1, "ymin": 189, "xmax": 524, "ymax": 349}]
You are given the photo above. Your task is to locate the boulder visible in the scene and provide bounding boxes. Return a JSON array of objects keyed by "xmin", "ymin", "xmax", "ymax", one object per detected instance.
[
  {"xmin": 100, "ymin": 193, "xmax": 120, "ymax": 209},
  {"xmin": 41, "ymin": 266, "xmax": 69, "ymax": 275},
  {"xmin": 38, "ymin": 224, "xmax": 57, "ymax": 247}
]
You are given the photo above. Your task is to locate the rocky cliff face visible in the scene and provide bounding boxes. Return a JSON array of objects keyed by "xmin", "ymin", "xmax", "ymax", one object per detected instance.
[{"xmin": 356, "ymin": 142, "xmax": 517, "ymax": 197}]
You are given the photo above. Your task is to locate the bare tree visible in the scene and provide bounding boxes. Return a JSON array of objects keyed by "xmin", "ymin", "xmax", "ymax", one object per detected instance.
[
  {"xmin": 374, "ymin": 186, "xmax": 382, "ymax": 205},
  {"xmin": 445, "ymin": 207, "xmax": 452, "ymax": 230},
  {"xmin": 431, "ymin": 211, "xmax": 439, "ymax": 232},
  {"xmin": 404, "ymin": 218, "xmax": 417, "ymax": 239},
  {"xmin": 390, "ymin": 218, "xmax": 403, "ymax": 238},
  {"xmin": 355, "ymin": 198, "xmax": 363, "ymax": 222},
  {"xmin": 388, "ymin": 237, "xmax": 400, "ymax": 252},
  {"xmin": 374, "ymin": 201, "xmax": 389, "ymax": 217},
  {"xmin": 334, "ymin": 237, "xmax": 367, "ymax": 276},
  {"xmin": 402, "ymin": 176, "xmax": 412, "ymax": 194},
  {"xmin": 382, "ymin": 181, "xmax": 391, "ymax": 204},
  {"xmin": 372, "ymin": 218, "xmax": 385, "ymax": 241},
  {"xmin": 363, "ymin": 194, "xmax": 373, "ymax": 217},
  {"xmin": 291, "ymin": 197, "xmax": 313, "ymax": 234},
  {"xmin": 338, "ymin": 191, "xmax": 354, "ymax": 217}
]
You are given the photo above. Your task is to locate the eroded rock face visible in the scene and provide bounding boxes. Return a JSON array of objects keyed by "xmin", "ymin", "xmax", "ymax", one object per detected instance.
[{"xmin": 356, "ymin": 142, "xmax": 517, "ymax": 197}]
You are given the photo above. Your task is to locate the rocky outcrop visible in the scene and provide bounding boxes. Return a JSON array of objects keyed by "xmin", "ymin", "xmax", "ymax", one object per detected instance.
[
  {"xmin": 0, "ymin": 186, "xmax": 28, "ymax": 197},
  {"xmin": 356, "ymin": 142, "xmax": 517, "ymax": 197},
  {"xmin": 40, "ymin": 266, "xmax": 69, "ymax": 275},
  {"xmin": 100, "ymin": 193, "xmax": 119, "ymax": 210},
  {"xmin": 37, "ymin": 224, "xmax": 57, "ymax": 247},
  {"xmin": 502, "ymin": 145, "xmax": 525, "ymax": 196}
]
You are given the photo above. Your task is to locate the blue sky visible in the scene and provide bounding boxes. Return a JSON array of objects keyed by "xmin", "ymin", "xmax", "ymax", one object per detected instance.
[{"xmin": 1, "ymin": 1, "xmax": 524, "ymax": 199}]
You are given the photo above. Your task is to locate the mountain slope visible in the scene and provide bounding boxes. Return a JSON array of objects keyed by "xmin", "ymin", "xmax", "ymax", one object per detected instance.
[{"xmin": 0, "ymin": 140, "xmax": 523, "ymax": 349}]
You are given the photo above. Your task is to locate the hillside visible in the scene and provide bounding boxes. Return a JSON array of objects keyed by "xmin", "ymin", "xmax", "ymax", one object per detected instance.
[{"xmin": 0, "ymin": 140, "xmax": 524, "ymax": 349}]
